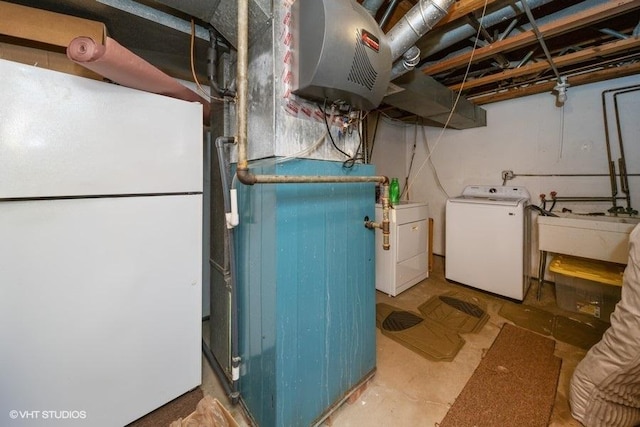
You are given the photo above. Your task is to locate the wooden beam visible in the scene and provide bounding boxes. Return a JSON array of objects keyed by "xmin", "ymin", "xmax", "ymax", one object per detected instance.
[
  {"xmin": 423, "ymin": 0, "xmax": 640, "ymax": 76},
  {"xmin": 435, "ymin": 0, "xmax": 502, "ymax": 28},
  {"xmin": 449, "ymin": 37, "xmax": 640, "ymax": 92},
  {"xmin": 470, "ymin": 61, "xmax": 640, "ymax": 104}
]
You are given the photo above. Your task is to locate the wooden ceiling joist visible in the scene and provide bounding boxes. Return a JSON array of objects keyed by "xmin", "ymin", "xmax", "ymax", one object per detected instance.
[
  {"xmin": 422, "ymin": 0, "xmax": 640, "ymax": 76},
  {"xmin": 470, "ymin": 61, "xmax": 640, "ymax": 104},
  {"xmin": 449, "ymin": 36, "xmax": 640, "ymax": 92},
  {"xmin": 434, "ymin": 0, "xmax": 502, "ymax": 28}
]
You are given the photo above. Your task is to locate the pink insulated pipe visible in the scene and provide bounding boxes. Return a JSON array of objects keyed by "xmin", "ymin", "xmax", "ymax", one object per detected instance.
[{"xmin": 67, "ymin": 36, "xmax": 210, "ymax": 125}]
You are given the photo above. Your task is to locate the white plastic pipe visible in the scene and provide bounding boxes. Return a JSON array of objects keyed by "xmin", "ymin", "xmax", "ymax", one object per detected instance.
[{"xmin": 226, "ymin": 188, "xmax": 239, "ymax": 229}]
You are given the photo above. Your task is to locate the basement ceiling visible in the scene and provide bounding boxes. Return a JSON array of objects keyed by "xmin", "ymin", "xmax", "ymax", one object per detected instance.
[
  {"xmin": 3, "ymin": 0, "xmax": 640, "ymax": 112},
  {"xmin": 372, "ymin": 0, "xmax": 640, "ymax": 110}
]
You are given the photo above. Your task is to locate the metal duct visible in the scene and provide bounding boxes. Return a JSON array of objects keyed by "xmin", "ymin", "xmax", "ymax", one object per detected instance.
[
  {"xmin": 384, "ymin": 70, "xmax": 487, "ymax": 129},
  {"xmin": 386, "ymin": 0, "xmax": 455, "ymax": 62},
  {"xmin": 152, "ymin": 0, "xmax": 270, "ymax": 48},
  {"xmin": 416, "ymin": 0, "xmax": 568, "ymax": 59},
  {"xmin": 390, "ymin": 45, "xmax": 421, "ymax": 80}
]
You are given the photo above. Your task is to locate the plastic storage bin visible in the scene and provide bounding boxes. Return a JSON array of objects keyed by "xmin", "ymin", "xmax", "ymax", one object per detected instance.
[{"xmin": 549, "ymin": 255, "xmax": 625, "ymax": 322}]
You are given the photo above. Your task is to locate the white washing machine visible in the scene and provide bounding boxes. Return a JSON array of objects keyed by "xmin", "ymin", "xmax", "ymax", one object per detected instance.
[{"xmin": 445, "ymin": 185, "xmax": 531, "ymax": 300}]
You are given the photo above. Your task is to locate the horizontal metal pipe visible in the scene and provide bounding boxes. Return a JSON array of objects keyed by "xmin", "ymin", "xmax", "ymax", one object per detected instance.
[
  {"xmin": 236, "ymin": 171, "xmax": 389, "ymax": 185},
  {"xmin": 552, "ymin": 196, "xmax": 628, "ymax": 202},
  {"xmin": 514, "ymin": 173, "xmax": 640, "ymax": 177}
]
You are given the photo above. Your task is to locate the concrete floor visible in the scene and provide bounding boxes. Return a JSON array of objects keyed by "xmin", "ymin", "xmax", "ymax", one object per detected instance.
[{"xmin": 201, "ymin": 255, "xmax": 592, "ymax": 426}]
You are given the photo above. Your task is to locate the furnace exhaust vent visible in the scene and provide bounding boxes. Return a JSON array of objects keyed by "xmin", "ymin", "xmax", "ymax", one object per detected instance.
[{"xmin": 291, "ymin": 0, "xmax": 391, "ymax": 111}]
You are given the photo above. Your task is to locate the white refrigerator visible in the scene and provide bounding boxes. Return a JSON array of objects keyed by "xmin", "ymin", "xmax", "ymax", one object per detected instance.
[{"xmin": 0, "ymin": 59, "xmax": 203, "ymax": 426}]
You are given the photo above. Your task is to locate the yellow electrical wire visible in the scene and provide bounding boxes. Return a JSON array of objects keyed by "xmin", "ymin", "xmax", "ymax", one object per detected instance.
[{"xmin": 190, "ymin": 19, "xmax": 230, "ymax": 103}]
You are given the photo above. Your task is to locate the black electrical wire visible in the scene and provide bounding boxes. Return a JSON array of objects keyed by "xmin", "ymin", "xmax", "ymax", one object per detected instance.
[
  {"xmin": 343, "ymin": 111, "xmax": 366, "ymax": 169},
  {"xmin": 318, "ymin": 100, "xmax": 368, "ymax": 168},
  {"xmin": 367, "ymin": 113, "xmax": 381, "ymax": 162},
  {"xmin": 320, "ymin": 100, "xmax": 351, "ymax": 159},
  {"xmin": 527, "ymin": 205, "xmax": 558, "ymax": 217},
  {"xmin": 400, "ymin": 117, "xmax": 419, "ymax": 199}
]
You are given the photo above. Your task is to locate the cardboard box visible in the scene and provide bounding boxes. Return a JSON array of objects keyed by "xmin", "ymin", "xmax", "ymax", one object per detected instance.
[
  {"xmin": 169, "ymin": 396, "xmax": 240, "ymax": 427},
  {"xmin": 0, "ymin": 1, "xmax": 105, "ymax": 79},
  {"xmin": 550, "ymin": 255, "xmax": 624, "ymax": 322}
]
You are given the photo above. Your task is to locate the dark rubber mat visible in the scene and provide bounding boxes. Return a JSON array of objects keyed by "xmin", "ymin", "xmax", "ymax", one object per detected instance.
[
  {"xmin": 376, "ymin": 303, "xmax": 465, "ymax": 362},
  {"xmin": 418, "ymin": 292, "xmax": 489, "ymax": 334},
  {"xmin": 498, "ymin": 302, "xmax": 609, "ymax": 350},
  {"xmin": 382, "ymin": 310, "xmax": 424, "ymax": 331},
  {"xmin": 499, "ymin": 302, "xmax": 555, "ymax": 336},
  {"xmin": 440, "ymin": 295, "xmax": 485, "ymax": 318},
  {"xmin": 552, "ymin": 315, "xmax": 610, "ymax": 350}
]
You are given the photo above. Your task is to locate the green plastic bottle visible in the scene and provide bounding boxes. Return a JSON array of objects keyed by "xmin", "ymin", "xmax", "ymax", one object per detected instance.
[{"xmin": 389, "ymin": 178, "xmax": 400, "ymax": 206}]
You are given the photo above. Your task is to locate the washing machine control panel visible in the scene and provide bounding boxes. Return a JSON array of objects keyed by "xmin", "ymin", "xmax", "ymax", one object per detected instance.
[{"xmin": 461, "ymin": 185, "xmax": 530, "ymax": 200}]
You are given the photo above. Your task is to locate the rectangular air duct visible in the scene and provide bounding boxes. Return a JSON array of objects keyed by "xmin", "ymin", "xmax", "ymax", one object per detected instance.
[{"xmin": 384, "ymin": 70, "xmax": 487, "ymax": 129}]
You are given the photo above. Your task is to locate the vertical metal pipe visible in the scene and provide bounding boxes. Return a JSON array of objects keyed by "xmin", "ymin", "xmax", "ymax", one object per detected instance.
[
  {"xmin": 216, "ymin": 137, "xmax": 241, "ymax": 401},
  {"xmin": 613, "ymin": 87, "xmax": 640, "ymax": 211},
  {"xmin": 236, "ymin": 0, "xmax": 249, "ymax": 171},
  {"xmin": 602, "ymin": 83, "xmax": 640, "ymax": 211},
  {"xmin": 379, "ymin": 0, "xmax": 401, "ymax": 29},
  {"xmin": 602, "ymin": 90, "xmax": 620, "ymax": 209},
  {"xmin": 208, "ymin": 28, "xmax": 236, "ymax": 98}
]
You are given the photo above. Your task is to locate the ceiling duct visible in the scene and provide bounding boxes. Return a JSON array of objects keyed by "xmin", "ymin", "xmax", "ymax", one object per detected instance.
[
  {"xmin": 150, "ymin": 0, "xmax": 483, "ymax": 125},
  {"xmin": 383, "ymin": 70, "xmax": 487, "ymax": 129},
  {"xmin": 152, "ymin": 0, "xmax": 271, "ymax": 48},
  {"xmin": 386, "ymin": 0, "xmax": 455, "ymax": 62},
  {"xmin": 381, "ymin": 0, "xmax": 485, "ymax": 129},
  {"xmin": 416, "ymin": 0, "xmax": 557, "ymax": 61}
]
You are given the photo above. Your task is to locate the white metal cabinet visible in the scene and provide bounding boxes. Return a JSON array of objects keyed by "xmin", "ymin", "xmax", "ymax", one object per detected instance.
[{"xmin": 375, "ymin": 201, "xmax": 429, "ymax": 296}]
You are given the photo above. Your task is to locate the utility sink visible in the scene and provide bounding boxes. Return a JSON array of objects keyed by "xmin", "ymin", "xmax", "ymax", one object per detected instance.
[{"xmin": 538, "ymin": 213, "xmax": 640, "ymax": 264}]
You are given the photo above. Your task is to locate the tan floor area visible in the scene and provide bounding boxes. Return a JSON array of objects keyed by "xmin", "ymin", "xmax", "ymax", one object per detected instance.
[{"xmin": 201, "ymin": 256, "xmax": 591, "ymax": 426}]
